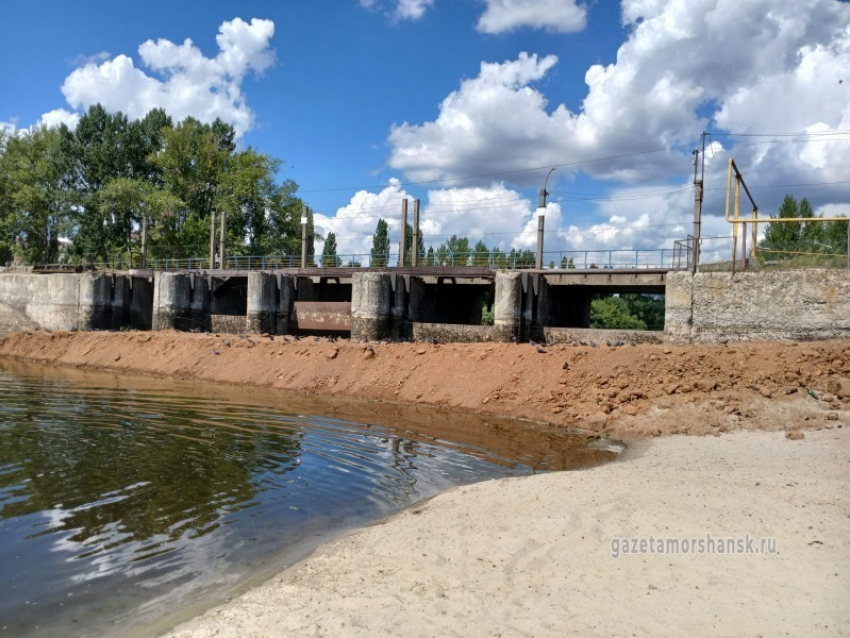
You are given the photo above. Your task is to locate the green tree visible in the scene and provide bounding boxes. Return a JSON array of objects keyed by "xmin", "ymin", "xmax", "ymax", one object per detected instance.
[
  {"xmin": 760, "ymin": 194, "xmax": 804, "ymax": 259},
  {"xmin": 590, "ymin": 296, "xmax": 647, "ymax": 330},
  {"xmin": 322, "ymin": 231, "xmax": 340, "ymax": 267},
  {"xmin": 472, "ymin": 239, "xmax": 489, "ymax": 266},
  {"xmin": 401, "ymin": 223, "xmax": 425, "ymax": 265},
  {"xmin": 0, "ymin": 128, "xmax": 14, "ymax": 264},
  {"xmin": 824, "ymin": 217, "xmax": 849, "ymax": 256},
  {"xmin": 370, "ymin": 218, "xmax": 390, "ymax": 267},
  {"xmin": 2, "ymin": 125, "xmax": 73, "ymax": 264},
  {"xmin": 445, "ymin": 235, "xmax": 471, "ymax": 264},
  {"xmin": 621, "ymin": 293, "xmax": 665, "ymax": 330}
]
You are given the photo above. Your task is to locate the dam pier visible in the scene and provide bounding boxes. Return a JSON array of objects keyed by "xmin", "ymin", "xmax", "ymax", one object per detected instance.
[{"xmin": 1, "ymin": 266, "xmax": 848, "ymax": 343}]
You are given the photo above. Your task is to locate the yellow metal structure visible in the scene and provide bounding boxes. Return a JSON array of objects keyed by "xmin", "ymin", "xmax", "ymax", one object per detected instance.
[{"xmin": 724, "ymin": 158, "xmax": 850, "ymax": 270}]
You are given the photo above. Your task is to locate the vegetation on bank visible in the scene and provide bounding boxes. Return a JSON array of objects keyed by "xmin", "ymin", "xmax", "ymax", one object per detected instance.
[
  {"xmin": 757, "ymin": 194, "xmax": 848, "ymax": 264},
  {"xmin": 590, "ymin": 293, "xmax": 665, "ymax": 331},
  {"xmin": 0, "ymin": 105, "xmax": 304, "ymax": 266}
]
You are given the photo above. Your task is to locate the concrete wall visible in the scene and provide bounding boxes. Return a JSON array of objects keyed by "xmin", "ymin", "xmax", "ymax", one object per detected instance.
[
  {"xmin": 211, "ymin": 315, "xmax": 247, "ymax": 334},
  {"xmin": 542, "ymin": 326, "xmax": 663, "ymax": 345},
  {"xmin": 410, "ymin": 322, "xmax": 497, "ymax": 343},
  {"xmin": 665, "ymin": 269, "xmax": 850, "ymax": 342},
  {"xmin": 0, "ymin": 272, "xmax": 134, "ymax": 331}
]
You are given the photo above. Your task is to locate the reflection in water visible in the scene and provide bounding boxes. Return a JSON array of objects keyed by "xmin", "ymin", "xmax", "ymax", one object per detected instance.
[{"xmin": 0, "ymin": 362, "xmax": 616, "ymax": 637}]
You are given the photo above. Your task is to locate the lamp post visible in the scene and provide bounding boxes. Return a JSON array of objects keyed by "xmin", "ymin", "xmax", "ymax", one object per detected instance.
[{"xmin": 536, "ymin": 168, "xmax": 556, "ymax": 270}]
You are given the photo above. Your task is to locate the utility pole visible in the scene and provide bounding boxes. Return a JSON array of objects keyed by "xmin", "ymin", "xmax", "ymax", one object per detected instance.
[
  {"xmin": 209, "ymin": 209, "xmax": 217, "ymax": 269},
  {"xmin": 412, "ymin": 199, "xmax": 420, "ymax": 267},
  {"xmin": 141, "ymin": 211, "xmax": 148, "ymax": 270},
  {"xmin": 692, "ymin": 132, "xmax": 706, "ymax": 273},
  {"xmin": 536, "ymin": 168, "xmax": 555, "ymax": 270},
  {"xmin": 301, "ymin": 205, "xmax": 309, "ymax": 268},
  {"xmin": 219, "ymin": 208, "xmax": 227, "ymax": 269},
  {"xmin": 399, "ymin": 199, "xmax": 408, "ymax": 267}
]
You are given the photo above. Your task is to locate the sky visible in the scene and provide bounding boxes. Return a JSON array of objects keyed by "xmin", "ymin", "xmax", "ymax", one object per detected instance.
[{"xmin": 2, "ymin": 0, "xmax": 850, "ymax": 262}]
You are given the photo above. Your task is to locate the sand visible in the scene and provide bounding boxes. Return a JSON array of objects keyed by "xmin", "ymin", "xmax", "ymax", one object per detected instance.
[
  {"xmin": 0, "ymin": 332, "xmax": 849, "ymax": 636},
  {"xmin": 161, "ymin": 428, "xmax": 850, "ymax": 638},
  {"xmin": 1, "ymin": 331, "xmax": 848, "ymax": 439}
]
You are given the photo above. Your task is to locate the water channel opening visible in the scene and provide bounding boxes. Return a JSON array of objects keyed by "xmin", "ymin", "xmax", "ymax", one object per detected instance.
[{"xmin": 410, "ymin": 279, "xmax": 494, "ymax": 326}]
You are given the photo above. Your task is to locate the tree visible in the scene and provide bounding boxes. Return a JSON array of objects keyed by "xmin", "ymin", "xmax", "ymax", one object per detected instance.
[
  {"xmin": 760, "ymin": 195, "xmax": 804, "ymax": 259},
  {"xmin": 621, "ymin": 294, "xmax": 665, "ymax": 330},
  {"xmin": 472, "ymin": 239, "xmax": 489, "ymax": 266},
  {"xmin": 0, "ymin": 128, "xmax": 15, "ymax": 264},
  {"xmin": 590, "ymin": 296, "xmax": 647, "ymax": 330},
  {"xmin": 2, "ymin": 126, "xmax": 73, "ymax": 264},
  {"xmin": 322, "ymin": 231, "xmax": 340, "ymax": 267},
  {"xmin": 0, "ymin": 106, "xmax": 301, "ymax": 266},
  {"xmin": 370, "ymin": 218, "xmax": 390, "ymax": 267},
  {"xmin": 401, "ymin": 223, "xmax": 425, "ymax": 265},
  {"xmin": 445, "ymin": 234, "xmax": 471, "ymax": 264}
]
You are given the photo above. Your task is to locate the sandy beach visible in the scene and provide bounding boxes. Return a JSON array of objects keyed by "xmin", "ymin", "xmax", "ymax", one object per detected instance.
[
  {"xmin": 0, "ymin": 331, "xmax": 848, "ymax": 636},
  {"xmin": 162, "ymin": 428, "xmax": 849, "ymax": 638}
]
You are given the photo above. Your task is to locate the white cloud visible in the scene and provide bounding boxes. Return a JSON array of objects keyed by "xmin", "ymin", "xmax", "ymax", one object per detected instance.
[
  {"xmin": 396, "ymin": 0, "xmax": 434, "ymax": 20},
  {"xmin": 387, "ymin": 0, "xmax": 850, "ymax": 200},
  {"xmin": 69, "ymin": 51, "xmax": 112, "ymax": 67},
  {"xmin": 0, "ymin": 119, "xmax": 18, "ymax": 135},
  {"xmin": 37, "ymin": 108, "xmax": 80, "ymax": 130},
  {"xmin": 359, "ymin": 0, "xmax": 434, "ymax": 21},
  {"xmin": 56, "ymin": 18, "xmax": 275, "ymax": 138},
  {"xmin": 313, "ymin": 179, "xmax": 412, "ymax": 260},
  {"xmin": 476, "ymin": 0, "xmax": 587, "ymax": 34}
]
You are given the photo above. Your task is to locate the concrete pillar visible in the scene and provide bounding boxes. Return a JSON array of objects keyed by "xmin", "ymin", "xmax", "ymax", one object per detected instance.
[
  {"xmin": 494, "ymin": 271, "xmax": 522, "ymax": 342},
  {"xmin": 535, "ymin": 275, "xmax": 552, "ymax": 329},
  {"xmin": 78, "ymin": 273, "xmax": 110, "ymax": 330},
  {"xmin": 521, "ymin": 273, "xmax": 536, "ymax": 340},
  {"xmin": 664, "ymin": 270, "xmax": 695, "ymax": 342},
  {"xmin": 247, "ymin": 271, "xmax": 277, "ymax": 334},
  {"xmin": 296, "ymin": 277, "xmax": 316, "ymax": 302},
  {"xmin": 277, "ymin": 274, "xmax": 295, "ymax": 334},
  {"xmin": 109, "ymin": 275, "xmax": 130, "ymax": 330},
  {"xmin": 389, "ymin": 274, "xmax": 408, "ymax": 339},
  {"xmin": 189, "ymin": 273, "xmax": 210, "ymax": 332},
  {"xmin": 351, "ymin": 272, "xmax": 391, "ymax": 340},
  {"xmin": 152, "ymin": 272, "xmax": 190, "ymax": 331}
]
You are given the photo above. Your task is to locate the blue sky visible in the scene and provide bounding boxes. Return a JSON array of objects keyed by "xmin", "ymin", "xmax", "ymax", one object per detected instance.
[{"xmin": 2, "ymin": 0, "xmax": 850, "ymax": 260}]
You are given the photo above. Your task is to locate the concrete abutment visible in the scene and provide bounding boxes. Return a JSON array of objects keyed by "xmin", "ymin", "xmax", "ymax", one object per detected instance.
[{"xmin": 2, "ymin": 268, "xmax": 847, "ymax": 343}]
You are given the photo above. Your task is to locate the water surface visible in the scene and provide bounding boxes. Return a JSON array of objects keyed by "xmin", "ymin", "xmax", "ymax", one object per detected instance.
[{"xmin": 0, "ymin": 361, "xmax": 616, "ymax": 637}]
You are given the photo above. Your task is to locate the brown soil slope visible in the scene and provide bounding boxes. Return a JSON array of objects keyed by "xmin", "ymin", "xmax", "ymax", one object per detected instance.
[{"xmin": 1, "ymin": 331, "xmax": 848, "ymax": 439}]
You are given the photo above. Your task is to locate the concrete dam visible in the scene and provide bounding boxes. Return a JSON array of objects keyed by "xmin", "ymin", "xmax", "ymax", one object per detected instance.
[{"xmin": 0, "ymin": 267, "xmax": 848, "ymax": 343}]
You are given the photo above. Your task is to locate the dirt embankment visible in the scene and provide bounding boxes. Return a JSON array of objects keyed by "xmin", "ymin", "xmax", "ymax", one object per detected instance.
[{"xmin": 0, "ymin": 331, "xmax": 848, "ymax": 439}]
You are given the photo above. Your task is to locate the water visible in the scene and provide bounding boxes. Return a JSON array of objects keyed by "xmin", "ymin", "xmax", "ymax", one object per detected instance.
[{"xmin": 0, "ymin": 361, "xmax": 617, "ymax": 637}]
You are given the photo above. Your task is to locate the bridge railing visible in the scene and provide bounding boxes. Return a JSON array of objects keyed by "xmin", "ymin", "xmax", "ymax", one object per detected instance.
[
  {"xmin": 144, "ymin": 248, "xmax": 691, "ymax": 271},
  {"xmin": 34, "ymin": 246, "xmax": 696, "ymax": 272}
]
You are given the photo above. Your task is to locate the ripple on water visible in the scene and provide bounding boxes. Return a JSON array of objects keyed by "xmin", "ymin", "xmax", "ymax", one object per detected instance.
[{"xmin": 0, "ymin": 362, "xmax": 617, "ymax": 638}]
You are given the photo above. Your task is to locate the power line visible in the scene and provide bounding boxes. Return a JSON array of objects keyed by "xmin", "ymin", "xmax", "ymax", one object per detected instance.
[{"xmin": 712, "ymin": 130, "xmax": 850, "ymax": 138}]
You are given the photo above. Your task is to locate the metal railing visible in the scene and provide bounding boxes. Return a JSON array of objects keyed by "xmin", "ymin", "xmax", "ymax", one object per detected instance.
[
  {"xmin": 33, "ymin": 245, "xmax": 711, "ymax": 272},
  {"xmin": 141, "ymin": 248, "xmax": 691, "ymax": 271}
]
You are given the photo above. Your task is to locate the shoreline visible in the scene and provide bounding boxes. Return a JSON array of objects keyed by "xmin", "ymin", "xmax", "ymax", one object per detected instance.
[
  {"xmin": 1, "ymin": 331, "xmax": 848, "ymax": 439},
  {"xmin": 161, "ymin": 428, "xmax": 849, "ymax": 638},
  {"xmin": 1, "ymin": 331, "xmax": 849, "ymax": 636}
]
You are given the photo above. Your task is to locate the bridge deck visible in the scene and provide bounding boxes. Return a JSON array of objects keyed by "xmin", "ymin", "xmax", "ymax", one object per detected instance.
[{"xmin": 127, "ymin": 266, "xmax": 675, "ymax": 288}]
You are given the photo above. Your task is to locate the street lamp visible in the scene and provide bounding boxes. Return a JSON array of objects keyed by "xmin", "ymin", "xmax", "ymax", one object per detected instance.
[{"xmin": 536, "ymin": 168, "xmax": 556, "ymax": 269}]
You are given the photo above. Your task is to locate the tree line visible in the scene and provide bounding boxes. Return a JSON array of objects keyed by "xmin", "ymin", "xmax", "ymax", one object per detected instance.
[
  {"xmin": 0, "ymin": 104, "xmax": 305, "ymax": 266},
  {"xmin": 759, "ymin": 194, "xmax": 849, "ymax": 261}
]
